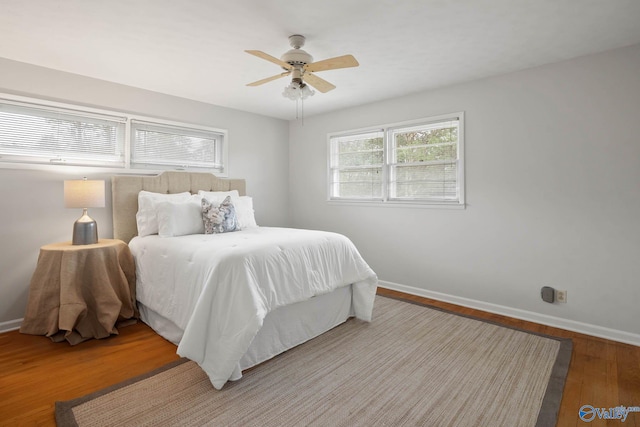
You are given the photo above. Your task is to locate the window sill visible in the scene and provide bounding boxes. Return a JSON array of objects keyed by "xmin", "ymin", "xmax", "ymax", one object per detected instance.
[
  {"xmin": 0, "ymin": 161, "xmax": 228, "ymax": 177},
  {"xmin": 326, "ymin": 199, "xmax": 466, "ymax": 210}
]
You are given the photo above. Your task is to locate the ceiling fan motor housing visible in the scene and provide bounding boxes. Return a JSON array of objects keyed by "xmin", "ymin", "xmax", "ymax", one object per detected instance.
[
  {"xmin": 280, "ymin": 49, "xmax": 313, "ymax": 67},
  {"xmin": 281, "ymin": 34, "xmax": 313, "ymax": 67}
]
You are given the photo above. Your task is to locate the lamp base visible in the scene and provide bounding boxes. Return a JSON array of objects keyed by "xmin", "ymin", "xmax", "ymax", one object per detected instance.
[{"xmin": 72, "ymin": 209, "xmax": 98, "ymax": 245}]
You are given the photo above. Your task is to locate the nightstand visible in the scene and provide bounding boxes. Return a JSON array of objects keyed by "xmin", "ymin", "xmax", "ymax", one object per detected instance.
[{"xmin": 20, "ymin": 239, "xmax": 138, "ymax": 345}]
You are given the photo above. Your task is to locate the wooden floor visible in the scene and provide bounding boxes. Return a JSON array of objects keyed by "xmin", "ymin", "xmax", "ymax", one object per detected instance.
[{"xmin": 1, "ymin": 288, "xmax": 638, "ymax": 426}]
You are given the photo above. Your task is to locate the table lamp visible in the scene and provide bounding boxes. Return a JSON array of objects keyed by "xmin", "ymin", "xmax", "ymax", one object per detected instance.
[{"xmin": 64, "ymin": 178, "xmax": 105, "ymax": 245}]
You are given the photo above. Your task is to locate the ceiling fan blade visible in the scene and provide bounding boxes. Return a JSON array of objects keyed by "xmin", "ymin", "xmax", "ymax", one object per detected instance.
[
  {"xmin": 246, "ymin": 71, "xmax": 291, "ymax": 87},
  {"xmin": 304, "ymin": 72, "xmax": 336, "ymax": 93},
  {"xmin": 304, "ymin": 54, "xmax": 359, "ymax": 73},
  {"xmin": 245, "ymin": 50, "xmax": 293, "ymax": 70}
]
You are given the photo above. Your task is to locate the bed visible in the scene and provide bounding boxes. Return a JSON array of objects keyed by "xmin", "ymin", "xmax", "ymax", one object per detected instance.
[{"xmin": 111, "ymin": 171, "xmax": 378, "ymax": 389}]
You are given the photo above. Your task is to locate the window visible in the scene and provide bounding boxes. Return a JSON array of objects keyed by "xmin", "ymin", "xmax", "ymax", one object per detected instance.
[
  {"xmin": 0, "ymin": 94, "xmax": 228, "ymax": 174},
  {"xmin": 0, "ymin": 100, "xmax": 125, "ymax": 167},
  {"xmin": 328, "ymin": 131, "xmax": 384, "ymax": 200},
  {"xmin": 329, "ymin": 112, "xmax": 464, "ymax": 206},
  {"xmin": 131, "ymin": 120, "xmax": 225, "ymax": 172}
]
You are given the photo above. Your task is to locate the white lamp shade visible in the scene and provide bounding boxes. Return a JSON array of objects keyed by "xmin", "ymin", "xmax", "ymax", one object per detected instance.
[{"xmin": 64, "ymin": 179, "xmax": 105, "ymax": 209}]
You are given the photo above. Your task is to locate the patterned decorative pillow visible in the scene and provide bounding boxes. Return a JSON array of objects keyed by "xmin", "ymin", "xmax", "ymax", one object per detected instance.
[{"xmin": 201, "ymin": 196, "xmax": 239, "ymax": 234}]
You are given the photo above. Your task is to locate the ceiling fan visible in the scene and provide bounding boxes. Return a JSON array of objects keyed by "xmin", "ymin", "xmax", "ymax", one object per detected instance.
[{"xmin": 245, "ymin": 35, "xmax": 359, "ymax": 99}]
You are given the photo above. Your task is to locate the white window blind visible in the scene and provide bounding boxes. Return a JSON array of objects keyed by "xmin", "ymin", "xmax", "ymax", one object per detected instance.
[
  {"xmin": 0, "ymin": 101, "xmax": 125, "ymax": 167},
  {"xmin": 389, "ymin": 118, "xmax": 460, "ymax": 201},
  {"xmin": 328, "ymin": 113, "xmax": 464, "ymax": 206},
  {"xmin": 131, "ymin": 120, "xmax": 225, "ymax": 172},
  {"xmin": 329, "ymin": 131, "xmax": 384, "ymax": 200}
]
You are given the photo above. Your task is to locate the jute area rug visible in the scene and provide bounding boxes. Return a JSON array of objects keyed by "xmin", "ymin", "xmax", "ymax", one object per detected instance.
[{"xmin": 56, "ymin": 296, "xmax": 571, "ymax": 427}]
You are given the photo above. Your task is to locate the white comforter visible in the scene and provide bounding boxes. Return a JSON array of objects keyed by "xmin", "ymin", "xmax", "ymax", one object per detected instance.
[{"xmin": 129, "ymin": 227, "xmax": 378, "ymax": 389}]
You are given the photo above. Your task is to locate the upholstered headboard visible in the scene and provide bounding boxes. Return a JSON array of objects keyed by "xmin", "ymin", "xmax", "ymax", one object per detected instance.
[{"xmin": 112, "ymin": 171, "xmax": 246, "ymax": 243}]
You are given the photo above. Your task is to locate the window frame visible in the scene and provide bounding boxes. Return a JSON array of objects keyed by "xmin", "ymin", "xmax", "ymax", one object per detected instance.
[
  {"xmin": 0, "ymin": 93, "xmax": 229, "ymax": 176},
  {"xmin": 327, "ymin": 112, "xmax": 465, "ymax": 208}
]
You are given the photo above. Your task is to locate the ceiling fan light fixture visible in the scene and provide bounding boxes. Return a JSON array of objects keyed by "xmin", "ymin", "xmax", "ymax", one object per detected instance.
[{"xmin": 282, "ymin": 81, "xmax": 315, "ymax": 101}]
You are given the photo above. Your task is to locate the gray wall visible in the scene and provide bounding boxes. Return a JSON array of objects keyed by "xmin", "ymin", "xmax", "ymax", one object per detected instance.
[
  {"xmin": 289, "ymin": 44, "xmax": 640, "ymax": 342},
  {"xmin": 0, "ymin": 58, "xmax": 289, "ymax": 325},
  {"xmin": 2, "ymin": 44, "xmax": 639, "ymax": 343}
]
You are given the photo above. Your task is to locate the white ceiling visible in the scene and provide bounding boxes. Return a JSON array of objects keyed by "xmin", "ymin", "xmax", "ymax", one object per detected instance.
[{"xmin": 2, "ymin": 0, "xmax": 640, "ymax": 120}]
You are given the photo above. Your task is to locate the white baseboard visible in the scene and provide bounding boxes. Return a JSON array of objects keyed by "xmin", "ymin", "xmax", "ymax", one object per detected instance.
[
  {"xmin": 4, "ymin": 283, "xmax": 639, "ymax": 346},
  {"xmin": 379, "ymin": 280, "xmax": 640, "ymax": 347},
  {"xmin": 0, "ymin": 318, "xmax": 22, "ymax": 334}
]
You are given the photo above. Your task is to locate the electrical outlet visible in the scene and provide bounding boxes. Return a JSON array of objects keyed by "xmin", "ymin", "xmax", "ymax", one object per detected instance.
[{"xmin": 556, "ymin": 290, "xmax": 567, "ymax": 303}]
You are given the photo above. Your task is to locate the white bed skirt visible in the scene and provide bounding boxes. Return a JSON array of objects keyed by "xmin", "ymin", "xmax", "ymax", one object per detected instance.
[{"xmin": 138, "ymin": 285, "xmax": 354, "ymax": 370}]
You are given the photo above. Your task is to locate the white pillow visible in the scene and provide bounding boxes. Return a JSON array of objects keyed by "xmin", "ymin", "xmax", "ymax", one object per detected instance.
[
  {"xmin": 157, "ymin": 197, "xmax": 204, "ymax": 237},
  {"xmin": 234, "ymin": 196, "xmax": 258, "ymax": 229},
  {"xmin": 136, "ymin": 191, "xmax": 192, "ymax": 237},
  {"xmin": 197, "ymin": 190, "xmax": 240, "ymax": 204}
]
